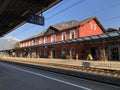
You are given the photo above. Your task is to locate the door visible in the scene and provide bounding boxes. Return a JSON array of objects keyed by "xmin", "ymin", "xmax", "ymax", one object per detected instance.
[
  {"xmin": 51, "ymin": 49, "xmax": 56, "ymax": 58},
  {"xmin": 62, "ymin": 48, "xmax": 66, "ymax": 59},
  {"xmin": 70, "ymin": 48, "xmax": 76, "ymax": 59},
  {"xmin": 91, "ymin": 47, "xmax": 97, "ymax": 60},
  {"xmin": 111, "ymin": 47, "xmax": 119, "ymax": 60}
]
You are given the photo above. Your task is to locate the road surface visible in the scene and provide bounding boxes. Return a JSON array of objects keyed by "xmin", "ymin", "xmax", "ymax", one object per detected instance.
[{"xmin": 0, "ymin": 61, "xmax": 120, "ymax": 90}]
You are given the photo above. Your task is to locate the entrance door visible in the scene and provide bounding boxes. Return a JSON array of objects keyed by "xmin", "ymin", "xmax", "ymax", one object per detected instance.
[
  {"xmin": 70, "ymin": 48, "xmax": 76, "ymax": 59},
  {"xmin": 111, "ymin": 47, "xmax": 119, "ymax": 60},
  {"xmin": 91, "ymin": 47, "xmax": 97, "ymax": 60},
  {"xmin": 51, "ymin": 49, "xmax": 56, "ymax": 58},
  {"xmin": 62, "ymin": 48, "xmax": 66, "ymax": 59}
]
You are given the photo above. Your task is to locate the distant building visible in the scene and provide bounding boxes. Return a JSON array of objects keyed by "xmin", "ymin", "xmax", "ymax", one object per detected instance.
[{"xmin": 2, "ymin": 16, "xmax": 120, "ymax": 61}]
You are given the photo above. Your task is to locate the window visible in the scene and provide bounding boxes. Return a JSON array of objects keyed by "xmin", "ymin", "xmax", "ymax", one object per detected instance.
[
  {"xmin": 35, "ymin": 39, "xmax": 38, "ymax": 45},
  {"xmin": 32, "ymin": 40, "xmax": 34, "ymax": 45},
  {"xmin": 94, "ymin": 24, "xmax": 96, "ymax": 30},
  {"xmin": 70, "ymin": 30, "xmax": 75, "ymax": 39},
  {"xmin": 51, "ymin": 34, "xmax": 56, "ymax": 42},
  {"xmin": 90, "ymin": 22, "xmax": 93, "ymax": 29},
  {"xmin": 24, "ymin": 42, "xmax": 26, "ymax": 46},
  {"xmin": 29, "ymin": 41, "xmax": 30, "ymax": 46},
  {"xmin": 23, "ymin": 42, "xmax": 25, "ymax": 47},
  {"xmin": 22, "ymin": 43, "xmax": 24, "ymax": 47},
  {"xmin": 39, "ymin": 38, "xmax": 42, "ymax": 44},
  {"xmin": 26, "ymin": 41, "xmax": 29, "ymax": 46},
  {"xmin": 20, "ymin": 43, "xmax": 22, "ymax": 47},
  {"xmin": 62, "ymin": 32, "xmax": 66, "ymax": 40},
  {"xmin": 44, "ymin": 37, "xmax": 47, "ymax": 44},
  {"xmin": 62, "ymin": 48, "xmax": 66, "ymax": 55}
]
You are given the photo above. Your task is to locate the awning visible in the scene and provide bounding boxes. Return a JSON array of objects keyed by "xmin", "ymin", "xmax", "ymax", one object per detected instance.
[{"xmin": 0, "ymin": 0, "xmax": 62, "ymax": 37}]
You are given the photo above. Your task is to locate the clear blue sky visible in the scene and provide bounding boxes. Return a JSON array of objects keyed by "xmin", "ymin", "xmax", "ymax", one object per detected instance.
[{"xmin": 4, "ymin": 0, "xmax": 120, "ymax": 40}]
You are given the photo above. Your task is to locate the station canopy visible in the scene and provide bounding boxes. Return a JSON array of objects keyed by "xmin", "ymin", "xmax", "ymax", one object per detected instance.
[{"xmin": 0, "ymin": 0, "xmax": 61, "ymax": 37}]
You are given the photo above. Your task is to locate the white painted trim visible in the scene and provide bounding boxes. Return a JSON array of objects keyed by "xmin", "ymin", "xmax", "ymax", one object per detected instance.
[
  {"xmin": 70, "ymin": 30, "xmax": 75, "ymax": 39},
  {"xmin": 61, "ymin": 32, "xmax": 66, "ymax": 41},
  {"xmin": 44, "ymin": 36, "xmax": 47, "ymax": 44},
  {"xmin": 51, "ymin": 34, "xmax": 56, "ymax": 42}
]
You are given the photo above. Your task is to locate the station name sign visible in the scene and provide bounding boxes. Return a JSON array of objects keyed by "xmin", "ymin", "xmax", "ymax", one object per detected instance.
[{"xmin": 27, "ymin": 12, "xmax": 44, "ymax": 26}]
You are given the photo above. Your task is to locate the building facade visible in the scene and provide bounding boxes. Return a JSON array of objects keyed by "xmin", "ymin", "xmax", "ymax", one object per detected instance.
[{"xmin": 12, "ymin": 16, "xmax": 120, "ymax": 61}]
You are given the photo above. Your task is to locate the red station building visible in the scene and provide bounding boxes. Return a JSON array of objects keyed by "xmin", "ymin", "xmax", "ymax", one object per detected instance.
[{"xmin": 14, "ymin": 16, "xmax": 120, "ymax": 61}]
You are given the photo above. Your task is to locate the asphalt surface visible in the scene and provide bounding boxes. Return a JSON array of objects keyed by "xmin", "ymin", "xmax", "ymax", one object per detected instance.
[{"xmin": 0, "ymin": 61, "xmax": 120, "ymax": 90}]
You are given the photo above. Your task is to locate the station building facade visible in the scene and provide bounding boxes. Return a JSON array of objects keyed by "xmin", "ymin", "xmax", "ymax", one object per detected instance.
[{"xmin": 14, "ymin": 16, "xmax": 120, "ymax": 61}]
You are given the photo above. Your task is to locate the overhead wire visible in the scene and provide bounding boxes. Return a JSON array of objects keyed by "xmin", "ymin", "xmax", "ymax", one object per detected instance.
[
  {"xmin": 6, "ymin": 0, "xmax": 120, "ymax": 38},
  {"xmin": 46, "ymin": 0, "xmax": 86, "ymax": 20},
  {"xmin": 9, "ymin": 0, "xmax": 73, "ymax": 36},
  {"xmin": 102, "ymin": 16, "xmax": 120, "ymax": 23},
  {"xmin": 44, "ymin": 0, "xmax": 72, "ymax": 15},
  {"xmin": 8, "ymin": 0, "xmax": 86, "ymax": 38}
]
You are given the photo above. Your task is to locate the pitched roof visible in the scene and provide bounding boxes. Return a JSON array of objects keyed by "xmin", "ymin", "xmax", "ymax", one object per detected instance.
[
  {"xmin": 52, "ymin": 16, "xmax": 105, "ymax": 32},
  {"xmin": 44, "ymin": 26, "xmax": 59, "ymax": 35},
  {"xmin": 21, "ymin": 32, "xmax": 44, "ymax": 42},
  {"xmin": 52, "ymin": 20, "xmax": 80, "ymax": 31},
  {"xmin": 106, "ymin": 28, "xmax": 120, "ymax": 32},
  {"xmin": 20, "ymin": 16, "xmax": 105, "ymax": 42}
]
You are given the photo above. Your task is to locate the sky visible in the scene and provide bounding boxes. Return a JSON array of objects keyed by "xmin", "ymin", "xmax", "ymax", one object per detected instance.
[{"xmin": 4, "ymin": 0, "xmax": 120, "ymax": 40}]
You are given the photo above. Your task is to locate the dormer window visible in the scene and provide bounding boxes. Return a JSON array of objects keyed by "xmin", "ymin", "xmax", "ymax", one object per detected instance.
[{"xmin": 70, "ymin": 30, "xmax": 75, "ymax": 39}]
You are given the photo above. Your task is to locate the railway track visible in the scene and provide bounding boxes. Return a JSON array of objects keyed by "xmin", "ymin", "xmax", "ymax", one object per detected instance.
[
  {"xmin": 38, "ymin": 62, "xmax": 120, "ymax": 78},
  {"xmin": 2, "ymin": 59, "xmax": 120, "ymax": 78}
]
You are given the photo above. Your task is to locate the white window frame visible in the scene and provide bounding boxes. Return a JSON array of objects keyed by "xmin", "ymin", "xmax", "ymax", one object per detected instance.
[
  {"xmin": 39, "ymin": 38, "xmax": 42, "ymax": 44},
  {"xmin": 29, "ymin": 41, "xmax": 30, "ymax": 46},
  {"xmin": 62, "ymin": 32, "xmax": 66, "ymax": 41},
  {"xmin": 23, "ymin": 42, "xmax": 25, "ymax": 47},
  {"xmin": 70, "ymin": 30, "xmax": 75, "ymax": 39},
  {"xmin": 22, "ymin": 43, "xmax": 23, "ymax": 47},
  {"xmin": 44, "ymin": 36, "xmax": 47, "ymax": 44},
  {"xmin": 20, "ymin": 43, "xmax": 22, "ymax": 47},
  {"xmin": 32, "ymin": 40, "xmax": 34, "ymax": 45},
  {"xmin": 51, "ymin": 34, "xmax": 56, "ymax": 42},
  {"xmin": 25, "ymin": 41, "xmax": 28, "ymax": 46},
  {"xmin": 35, "ymin": 38, "xmax": 38, "ymax": 45}
]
